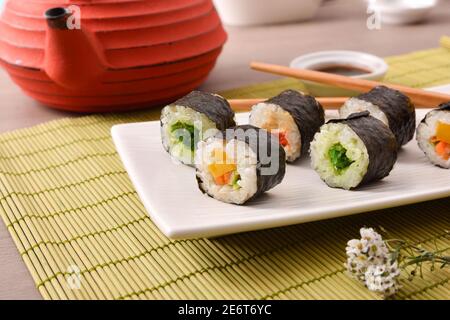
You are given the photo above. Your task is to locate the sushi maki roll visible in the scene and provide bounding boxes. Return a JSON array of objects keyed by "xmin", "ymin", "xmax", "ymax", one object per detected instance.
[
  {"xmin": 416, "ymin": 103, "xmax": 450, "ymax": 168},
  {"xmin": 339, "ymin": 86, "xmax": 415, "ymax": 147},
  {"xmin": 161, "ymin": 91, "xmax": 236, "ymax": 165},
  {"xmin": 249, "ymin": 90, "xmax": 325, "ymax": 162},
  {"xmin": 195, "ymin": 125, "xmax": 286, "ymax": 204},
  {"xmin": 310, "ymin": 111, "xmax": 398, "ymax": 190}
]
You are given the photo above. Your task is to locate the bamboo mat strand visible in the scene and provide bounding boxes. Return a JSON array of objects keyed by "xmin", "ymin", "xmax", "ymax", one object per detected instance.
[{"xmin": 0, "ymin": 42, "xmax": 450, "ymax": 300}]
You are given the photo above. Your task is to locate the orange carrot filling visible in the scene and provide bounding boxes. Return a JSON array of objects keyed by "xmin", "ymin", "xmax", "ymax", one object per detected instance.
[
  {"xmin": 435, "ymin": 141, "xmax": 450, "ymax": 160},
  {"xmin": 208, "ymin": 149, "xmax": 238, "ymax": 185},
  {"xmin": 436, "ymin": 121, "xmax": 450, "ymax": 144},
  {"xmin": 430, "ymin": 121, "xmax": 450, "ymax": 160},
  {"xmin": 212, "ymin": 171, "xmax": 234, "ymax": 185}
]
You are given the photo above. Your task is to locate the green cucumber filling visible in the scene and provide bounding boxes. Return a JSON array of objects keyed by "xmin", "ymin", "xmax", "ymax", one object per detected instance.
[
  {"xmin": 328, "ymin": 143, "xmax": 354, "ymax": 174},
  {"xmin": 230, "ymin": 171, "xmax": 241, "ymax": 190},
  {"xmin": 170, "ymin": 121, "xmax": 199, "ymax": 151}
]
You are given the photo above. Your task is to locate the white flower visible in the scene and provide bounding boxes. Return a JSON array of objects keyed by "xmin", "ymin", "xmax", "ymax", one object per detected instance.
[
  {"xmin": 364, "ymin": 261, "xmax": 401, "ymax": 298},
  {"xmin": 345, "ymin": 228, "xmax": 389, "ymax": 281}
]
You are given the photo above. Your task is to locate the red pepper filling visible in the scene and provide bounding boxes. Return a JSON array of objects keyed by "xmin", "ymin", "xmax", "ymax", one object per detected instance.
[{"xmin": 271, "ymin": 130, "xmax": 289, "ymax": 147}]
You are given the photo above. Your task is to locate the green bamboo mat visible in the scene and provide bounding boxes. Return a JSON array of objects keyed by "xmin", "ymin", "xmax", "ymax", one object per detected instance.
[{"xmin": 1, "ymin": 39, "xmax": 450, "ymax": 300}]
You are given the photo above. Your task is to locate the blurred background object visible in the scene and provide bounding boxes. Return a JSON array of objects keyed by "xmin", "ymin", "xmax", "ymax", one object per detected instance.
[
  {"xmin": 204, "ymin": 0, "xmax": 448, "ymax": 92},
  {"xmin": 367, "ymin": 0, "xmax": 437, "ymax": 25},
  {"xmin": 213, "ymin": 0, "xmax": 323, "ymax": 26}
]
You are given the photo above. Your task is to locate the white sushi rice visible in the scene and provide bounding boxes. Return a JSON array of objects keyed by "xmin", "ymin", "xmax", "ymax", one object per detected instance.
[
  {"xmin": 340, "ymin": 98, "xmax": 389, "ymax": 126},
  {"xmin": 249, "ymin": 103, "xmax": 301, "ymax": 162},
  {"xmin": 161, "ymin": 105, "xmax": 218, "ymax": 165},
  {"xmin": 310, "ymin": 123, "xmax": 370, "ymax": 189},
  {"xmin": 196, "ymin": 137, "xmax": 258, "ymax": 204},
  {"xmin": 416, "ymin": 109, "xmax": 450, "ymax": 168}
]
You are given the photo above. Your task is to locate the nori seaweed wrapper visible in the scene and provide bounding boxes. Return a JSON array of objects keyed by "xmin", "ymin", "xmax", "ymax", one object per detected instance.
[
  {"xmin": 356, "ymin": 86, "xmax": 415, "ymax": 147},
  {"xmin": 438, "ymin": 102, "xmax": 450, "ymax": 111},
  {"xmin": 265, "ymin": 90, "xmax": 325, "ymax": 157},
  {"xmin": 328, "ymin": 111, "xmax": 398, "ymax": 188},
  {"xmin": 196, "ymin": 125, "xmax": 286, "ymax": 203},
  {"xmin": 173, "ymin": 91, "xmax": 236, "ymax": 130}
]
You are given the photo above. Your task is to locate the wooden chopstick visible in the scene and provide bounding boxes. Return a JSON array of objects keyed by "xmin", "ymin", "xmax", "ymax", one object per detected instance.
[
  {"xmin": 250, "ymin": 61, "xmax": 450, "ymax": 107},
  {"xmin": 229, "ymin": 97, "xmax": 348, "ymax": 111}
]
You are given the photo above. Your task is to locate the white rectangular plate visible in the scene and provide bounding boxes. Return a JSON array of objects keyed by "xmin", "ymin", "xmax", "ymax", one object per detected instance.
[{"xmin": 112, "ymin": 85, "xmax": 450, "ymax": 239}]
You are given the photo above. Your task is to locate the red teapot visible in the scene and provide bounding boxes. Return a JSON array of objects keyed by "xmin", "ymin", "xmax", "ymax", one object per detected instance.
[{"xmin": 0, "ymin": 0, "xmax": 227, "ymax": 112}]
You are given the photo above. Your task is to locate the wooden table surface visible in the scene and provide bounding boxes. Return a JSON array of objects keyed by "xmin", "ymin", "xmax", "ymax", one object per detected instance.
[{"xmin": 1, "ymin": 0, "xmax": 449, "ymax": 299}]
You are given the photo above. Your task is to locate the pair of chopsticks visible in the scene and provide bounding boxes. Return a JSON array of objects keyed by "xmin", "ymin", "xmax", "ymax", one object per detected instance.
[{"xmin": 228, "ymin": 61, "xmax": 450, "ymax": 111}]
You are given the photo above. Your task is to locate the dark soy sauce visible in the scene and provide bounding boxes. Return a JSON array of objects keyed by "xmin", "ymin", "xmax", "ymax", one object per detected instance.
[{"xmin": 314, "ymin": 65, "xmax": 372, "ymax": 77}]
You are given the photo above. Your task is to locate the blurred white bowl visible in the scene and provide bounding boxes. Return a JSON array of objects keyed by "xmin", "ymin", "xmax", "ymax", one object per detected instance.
[
  {"xmin": 369, "ymin": 0, "xmax": 437, "ymax": 25},
  {"xmin": 213, "ymin": 0, "xmax": 323, "ymax": 26}
]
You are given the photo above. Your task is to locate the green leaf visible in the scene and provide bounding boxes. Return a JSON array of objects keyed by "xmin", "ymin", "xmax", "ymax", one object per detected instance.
[
  {"xmin": 170, "ymin": 121, "xmax": 199, "ymax": 151},
  {"xmin": 328, "ymin": 143, "xmax": 354, "ymax": 174},
  {"xmin": 230, "ymin": 172, "xmax": 241, "ymax": 189}
]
